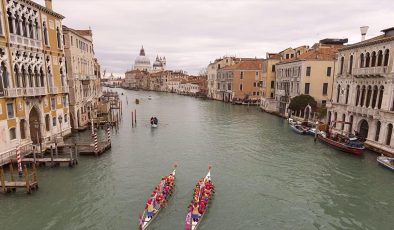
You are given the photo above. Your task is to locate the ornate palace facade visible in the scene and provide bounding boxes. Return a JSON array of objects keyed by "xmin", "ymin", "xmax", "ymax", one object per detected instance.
[
  {"xmin": 0, "ymin": 0, "xmax": 71, "ymax": 162},
  {"xmin": 328, "ymin": 27, "xmax": 394, "ymax": 155}
]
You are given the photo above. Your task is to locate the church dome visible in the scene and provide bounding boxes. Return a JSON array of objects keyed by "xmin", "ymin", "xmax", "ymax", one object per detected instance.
[
  {"xmin": 134, "ymin": 46, "xmax": 151, "ymax": 71},
  {"xmin": 153, "ymin": 56, "xmax": 163, "ymax": 67}
]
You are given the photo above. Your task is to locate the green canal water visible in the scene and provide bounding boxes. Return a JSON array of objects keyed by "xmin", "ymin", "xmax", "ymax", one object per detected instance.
[{"xmin": 1, "ymin": 88, "xmax": 394, "ymax": 230}]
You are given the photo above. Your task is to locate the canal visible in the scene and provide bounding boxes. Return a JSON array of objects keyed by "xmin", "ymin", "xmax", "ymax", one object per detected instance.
[{"xmin": 1, "ymin": 88, "xmax": 393, "ymax": 230}]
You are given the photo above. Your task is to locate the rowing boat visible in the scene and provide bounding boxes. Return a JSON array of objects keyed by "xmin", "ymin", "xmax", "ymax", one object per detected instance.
[
  {"xmin": 185, "ymin": 167, "xmax": 214, "ymax": 230},
  {"xmin": 139, "ymin": 166, "xmax": 176, "ymax": 230},
  {"xmin": 377, "ymin": 155, "xmax": 394, "ymax": 171}
]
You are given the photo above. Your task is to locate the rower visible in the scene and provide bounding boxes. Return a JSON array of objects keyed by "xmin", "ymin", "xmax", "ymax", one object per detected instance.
[
  {"xmin": 146, "ymin": 199, "xmax": 155, "ymax": 219},
  {"xmin": 192, "ymin": 203, "xmax": 200, "ymax": 222}
]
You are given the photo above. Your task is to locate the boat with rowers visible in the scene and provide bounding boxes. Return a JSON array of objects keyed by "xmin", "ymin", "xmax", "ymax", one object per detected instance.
[
  {"xmin": 139, "ymin": 165, "xmax": 177, "ymax": 230},
  {"xmin": 317, "ymin": 121, "xmax": 365, "ymax": 156},
  {"xmin": 150, "ymin": 117, "xmax": 158, "ymax": 128},
  {"xmin": 377, "ymin": 155, "xmax": 394, "ymax": 171},
  {"xmin": 185, "ymin": 166, "xmax": 214, "ymax": 230}
]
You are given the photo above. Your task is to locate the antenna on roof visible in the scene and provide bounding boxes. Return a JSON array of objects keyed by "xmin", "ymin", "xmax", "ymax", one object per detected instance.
[{"xmin": 360, "ymin": 26, "xmax": 369, "ymax": 41}]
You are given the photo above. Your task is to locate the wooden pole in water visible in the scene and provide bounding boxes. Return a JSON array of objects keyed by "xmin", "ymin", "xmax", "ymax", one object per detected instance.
[
  {"xmin": 74, "ymin": 144, "xmax": 79, "ymax": 163},
  {"xmin": 10, "ymin": 163, "xmax": 15, "ymax": 182},
  {"xmin": 50, "ymin": 146, "xmax": 54, "ymax": 166},
  {"xmin": 132, "ymin": 112, "xmax": 134, "ymax": 127},
  {"xmin": 55, "ymin": 141, "xmax": 58, "ymax": 158},
  {"xmin": 32, "ymin": 163, "xmax": 37, "ymax": 183},
  {"xmin": 33, "ymin": 146, "xmax": 37, "ymax": 165},
  {"xmin": 134, "ymin": 109, "xmax": 137, "ymax": 124},
  {"xmin": 69, "ymin": 147, "xmax": 73, "ymax": 166},
  {"xmin": 24, "ymin": 165, "xmax": 30, "ymax": 194},
  {"xmin": 0, "ymin": 167, "xmax": 5, "ymax": 193}
]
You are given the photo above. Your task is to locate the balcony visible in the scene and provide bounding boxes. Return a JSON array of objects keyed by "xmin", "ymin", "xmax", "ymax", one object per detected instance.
[
  {"xmin": 9, "ymin": 34, "xmax": 42, "ymax": 49},
  {"xmin": 3, "ymin": 87, "xmax": 46, "ymax": 97},
  {"xmin": 353, "ymin": 66, "xmax": 389, "ymax": 77},
  {"xmin": 79, "ymin": 75, "xmax": 97, "ymax": 81},
  {"xmin": 348, "ymin": 106, "xmax": 379, "ymax": 117},
  {"xmin": 61, "ymin": 86, "xmax": 69, "ymax": 93},
  {"xmin": 49, "ymin": 87, "xmax": 59, "ymax": 94},
  {"xmin": 277, "ymin": 89, "xmax": 285, "ymax": 96}
]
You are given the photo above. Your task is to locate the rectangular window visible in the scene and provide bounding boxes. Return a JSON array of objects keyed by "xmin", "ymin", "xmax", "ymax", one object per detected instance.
[
  {"xmin": 322, "ymin": 100, "xmax": 327, "ymax": 106},
  {"xmin": 257, "ymin": 92, "xmax": 260, "ymax": 96},
  {"xmin": 291, "ymin": 54, "xmax": 294, "ymax": 58},
  {"xmin": 228, "ymin": 83, "xmax": 231, "ymax": 91},
  {"xmin": 272, "ymin": 65, "xmax": 275, "ymax": 72},
  {"xmin": 240, "ymin": 84, "xmax": 243, "ymax": 91},
  {"xmin": 286, "ymin": 54, "xmax": 289, "ymax": 59},
  {"xmin": 240, "ymin": 72, "xmax": 244, "ymax": 79},
  {"xmin": 9, "ymin": 128, "xmax": 16, "ymax": 140},
  {"xmin": 322, "ymin": 83, "xmax": 328, "ymax": 96},
  {"xmin": 217, "ymin": 83, "xmax": 220, "ymax": 89},
  {"xmin": 306, "ymin": 67, "xmax": 311, "ymax": 76},
  {"xmin": 326, "ymin": 67, "xmax": 332, "ymax": 77},
  {"xmin": 71, "ymin": 36, "xmax": 73, "ymax": 46},
  {"xmin": 52, "ymin": 117, "xmax": 57, "ymax": 127},
  {"xmin": 7, "ymin": 103, "xmax": 14, "ymax": 118},
  {"xmin": 271, "ymin": 81, "xmax": 275, "ymax": 89},
  {"xmin": 253, "ymin": 82, "xmax": 256, "ymax": 87},
  {"xmin": 0, "ymin": 17, "xmax": 3, "ymax": 35},
  {"xmin": 51, "ymin": 97, "xmax": 56, "ymax": 110},
  {"xmin": 253, "ymin": 92, "xmax": 256, "ymax": 96},
  {"xmin": 305, "ymin": 83, "xmax": 310, "ymax": 94}
]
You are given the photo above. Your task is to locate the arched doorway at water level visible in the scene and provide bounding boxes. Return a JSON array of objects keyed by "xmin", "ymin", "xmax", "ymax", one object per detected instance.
[
  {"xmin": 358, "ymin": 119, "xmax": 369, "ymax": 141},
  {"xmin": 29, "ymin": 107, "xmax": 42, "ymax": 144}
]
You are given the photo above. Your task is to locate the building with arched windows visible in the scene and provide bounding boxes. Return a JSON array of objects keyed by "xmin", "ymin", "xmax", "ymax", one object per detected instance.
[
  {"xmin": 0, "ymin": 0, "xmax": 72, "ymax": 163},
  {"xmin": 328, "ymin": 27, "xmax": 394, "ymax": 155}
]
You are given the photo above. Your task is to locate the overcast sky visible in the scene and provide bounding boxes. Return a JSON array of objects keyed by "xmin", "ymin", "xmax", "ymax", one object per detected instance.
[{"xmin": 38, "ymin": 0, "xmax": 394, "ymax": 75}]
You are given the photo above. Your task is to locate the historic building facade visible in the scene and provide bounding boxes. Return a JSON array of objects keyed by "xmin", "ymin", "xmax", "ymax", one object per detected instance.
[
  {"xmin": 275, "ymin": 39, "xmax": 347, "ymax": 116},
  {"xmin": 327, "ymin": 27, "xmax": 394, "ymax": 155},
  {"xmin": 63, "ymin": 25, "xmax": 101, "ymax": 130},
  {"xmin": 0, "ymin": 0, "xmax": 71, "ymax": 161},
  {"xmin": 207, "ymin": 57, "xmax": 237, "ymax": 100}
]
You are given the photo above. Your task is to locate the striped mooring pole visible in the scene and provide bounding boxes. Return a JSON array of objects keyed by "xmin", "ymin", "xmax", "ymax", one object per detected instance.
[
  {"xmin": 16, "ymin": 144, "xmax": 22, "ymax": 176},
  {"xmin": 93, "ymin": 132, "xmax": 99, "ymax": 155},
  {"xmin": 106, "ymin": 123, "xmax": 111, "ymax": 143}
]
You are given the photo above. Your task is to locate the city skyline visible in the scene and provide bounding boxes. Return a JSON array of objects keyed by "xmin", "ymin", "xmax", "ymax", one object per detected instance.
[{"xmin": 39, "ymin": 0, "xmax": 394, "ymax": 75}]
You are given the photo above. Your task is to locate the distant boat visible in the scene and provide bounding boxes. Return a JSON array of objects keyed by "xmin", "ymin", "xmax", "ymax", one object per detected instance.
[
  {"xmin": 377, "ymin": 156, "xmax": 394, "ymax": 171},
  {"xmin": 290, "ymin": 124, "xmax": 307, "ymax": 135},
  {"xmin": 317, "ymin": 132, "xmax": 364, "ymax": 156},
  {"xmin": 148, "ymin": 96, "xmax": 152, "ymax": 100}
]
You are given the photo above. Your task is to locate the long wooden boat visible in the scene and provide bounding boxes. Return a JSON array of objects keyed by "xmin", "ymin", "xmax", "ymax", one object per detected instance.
[
  {"xmin": 377, "ymin": 156, "xmax": 394, "ymax": 171},
  {"xmin": 290, "ymin": 124, "xmax": 307, "ymax": 135},
  {"xmin": 317, "ymin": 133, "xmax": 364, "ymax": 156},
  {"xmin": 185, "ymin": 168, "xmax": 214, "ymax": 230},
  {"xmin": 139, "ymin": 166, "xmax": 176, "ymax": 230}
]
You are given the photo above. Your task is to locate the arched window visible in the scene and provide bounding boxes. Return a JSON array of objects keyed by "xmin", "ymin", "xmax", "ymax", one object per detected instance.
[
  {"xmin": 360, "ymin": 53, "xmax": 365, "ymax": 68},
  {"xmin": 372, "ymin": 85, "xmax": 378, "ymax": 108},
  {"xmin": 360, "ymin": 86, "xmax": 366, "ymax": 107},
  {"xmin": 365, "ymin": 52, "xmax": 370, "ymax": 67},
  {"xmin": 35, "ymin": 19, "xmax": 39, "ymax": 40},
  {"xmin": 340, "ymin": 56, "xmax": 344, "ymax": 74},
  {"xmin": 21, "ymin": 65, "xmax": 27, "ymax": 88},
  {"xmin": 375, "ymin": 121, "xmax": 381, "ymax": 141},
  {"xmin": 341, "ymin": 114, "xmax": 346, "ymax": 130},
  {"xmin": 20, "ymin": 119, "xmax": 26, "ymax": 139},
  {"xmin": 1, "ymin": 62, "xmax": 9, "ymax": 88},
  {"xmin": 377, "ymin": 50, "xmax": 383, "ymax": 66},
  {"xmin": 366, "ymin": 85, "xmax": 372, "ymax": 107},
  {"xmin": 386, "ymin": 124, "xmax": 393, "ymax": 146},
  {"xmin": 383, "ymin": 49, "xmax": 390, "ymax": 66},
  {"xmin": 28, "ymin": 67, "xmax": 33, "ymax": 87},
  {"xmin": 14, "ymin": 65, "xmax": 20, "ymax": 87},
  {"xmin": 15, "ymin": 14, "xmax": 21, "ymax": 35},
  {"xmin": 21, "ymin": 16, "xmax": 27, "ymax": 37},
  {"xmin": 34, "ymin": 67, "xmax": 39, "ymax": 87},
  {"xmin": 334, "ymin": 112, "xmax": 337, "ymax": 128},
  {"xmin": 345, "ymin": 85, "xmax": 350, "ymax": 104},
  {"xmin": 56, "ymin": 27, "xmax": 62, "ymax": 48},
  {"xmin": 28, "ymin": 19, "xmax": 34, "ymax": 39},
  {"xmin": 378, "ymin": 86, "xmax": 384, "ymax": 109},
  {"xmin": 349, "ymin": 55, "xmax": 353, "ymax": 74},
  {"xmin": 43, "ymin": 22, "xmax": 48, "ymax": 46},
  {"xmin": 52, "ymin": 117, "xmax": 57, "ymax": 127},
  {"xmin": 336, "ymin": 85, "xmax": 341, "ymax": 103},
  {"xmin": 371, "ymin": 51, "xmax": 376, "ymax": 67},
  {"xmin": 7, "ymin": 10, "xmax": 14, "ymax": 34},
  {"xmin": 348, "ymin": 115, "xmax": 353, "ymax": 133},
  {"xmin": 40, "ymin": 68, "xmax": 45, "ymax": 87},
  {"xmin": 355, "ymin": 85, "xmax": 360, "ymax": 106},
  {"xmin": 45, "ymin": 114, "xmax": 50, "ymax": 131}
]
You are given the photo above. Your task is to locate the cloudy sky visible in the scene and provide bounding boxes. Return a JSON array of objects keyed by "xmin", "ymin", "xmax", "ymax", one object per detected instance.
[{"xmin": 38, "ymin": 0, "xmax": 394, "ymax": 75}]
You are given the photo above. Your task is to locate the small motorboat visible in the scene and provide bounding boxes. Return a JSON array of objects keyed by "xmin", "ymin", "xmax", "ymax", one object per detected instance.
[
  {"xmin": 307, "ymin": 128, "xmax": 317, "ymax": 136},
  {"xmin": 377, "ymin": 155, "xmax": 394, "ymax": 171},
  {"xmin": 317, "ymin": 132, "xmax": 364, "ymax": 156},
  {"xmin": 185, "ymin": 166, "xmax": 214, "ymax": 230},
  {"xmin": 139, "ymin": 165, "xmax": 177, "ymax": 229},
  {"xmin": 150, "ymin": 117, "xmax": 158, "ymax": 128},
  {"xmin": 290, "ymin": 124, "xmax": 307, "ymax": 135}
]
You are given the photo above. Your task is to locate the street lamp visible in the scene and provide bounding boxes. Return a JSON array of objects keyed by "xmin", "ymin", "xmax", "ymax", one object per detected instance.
[{"xmin": 58, "ymin": 115, "xmax": 63, "ymax": 138}]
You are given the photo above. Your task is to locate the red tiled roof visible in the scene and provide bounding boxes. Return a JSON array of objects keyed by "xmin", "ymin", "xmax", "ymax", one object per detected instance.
[{"xmin": 221, "ymin": 60, "xmax": 263, "ymax": 70}]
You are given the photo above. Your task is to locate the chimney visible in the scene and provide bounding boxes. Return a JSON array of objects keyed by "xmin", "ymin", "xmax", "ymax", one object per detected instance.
[
  {"xmin": 360, "ymin": 26, "xmax": 369, "ymax": 41},
  {"xmin": 45, "ymin": 0, "xmax": 53, "ymax": 10}
]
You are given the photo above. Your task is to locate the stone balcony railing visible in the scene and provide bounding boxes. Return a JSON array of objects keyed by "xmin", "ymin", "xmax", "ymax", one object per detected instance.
[
  {"xmin": 348, "ymin": 105, "xmax": 379, "ymax": 117},
  {"xmin": 353, "ymin": 66, "xmax": 389, "ymax": 76},
  {"xmin": 48, "ymin": 87, "xmax": 59, "ymax": 94},
  {"xmin": 10, "ymin": 34, "xmax": 42, "ymax": 49},
  {"xmin": 4, "ymin": 87, "xmax": 46, "ymax": 97}
]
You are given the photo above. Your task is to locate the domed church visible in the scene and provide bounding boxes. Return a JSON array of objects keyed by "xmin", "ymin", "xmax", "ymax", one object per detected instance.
[{"xmin": 133, "ymin": 46, "xmax": 166, "ymax": 73}]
